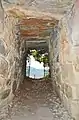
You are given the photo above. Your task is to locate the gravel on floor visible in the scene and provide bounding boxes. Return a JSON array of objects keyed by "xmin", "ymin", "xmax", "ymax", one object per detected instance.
[{"xmin": 0, "ymin": 78, "xmax": 73, "ymax": 120}]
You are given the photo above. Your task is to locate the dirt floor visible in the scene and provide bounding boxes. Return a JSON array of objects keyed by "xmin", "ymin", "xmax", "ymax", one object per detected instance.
[{"xmin": 0, "ymin": 78, "xmax": 73, "ymax": 120}]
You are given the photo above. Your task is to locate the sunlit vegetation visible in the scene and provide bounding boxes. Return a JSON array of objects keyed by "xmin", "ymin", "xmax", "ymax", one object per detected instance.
[{"xmin": 27, "ymin": 49, "xmax": 49, "ymax": 77}]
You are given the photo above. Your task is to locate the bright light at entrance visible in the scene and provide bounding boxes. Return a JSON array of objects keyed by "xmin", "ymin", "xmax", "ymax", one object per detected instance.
[
  {"xmin": 27, "ymin": 55, "xmax": 44, "ymax": 70},
  {"xmin": 26, "ymin": 55, "xmax": 49, "ymax": 79}
]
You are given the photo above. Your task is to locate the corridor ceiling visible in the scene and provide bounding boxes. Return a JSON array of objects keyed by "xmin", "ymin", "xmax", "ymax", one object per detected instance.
[
  {"xmin": 3, "ymin": 0, "xmax": 74, "ymax": 20},
  {"xmin": 3, "ymin": 0, "xmax": 74, "ymax": 15},
  {"xmin": 19, "ymin": 18, "xmax": 58, "ymax": 39},
  {"xmin": 3, "ymin": 0, "xmax": 74, "ymax": 39}
]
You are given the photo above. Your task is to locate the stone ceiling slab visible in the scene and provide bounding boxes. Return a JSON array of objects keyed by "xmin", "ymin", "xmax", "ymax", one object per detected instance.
[
  {"xmin": 19, "ymin": 18, "xmax": 58, "ymax": 38},
  {"xmin": 3, "ymin": 0, "xmax": 74, "ymax": 14}
]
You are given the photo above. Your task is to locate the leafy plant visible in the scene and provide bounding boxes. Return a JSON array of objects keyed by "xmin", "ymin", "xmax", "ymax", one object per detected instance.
[{"xmin": 27, "ymin": 49, "xmax": 49, "ymax": 77}]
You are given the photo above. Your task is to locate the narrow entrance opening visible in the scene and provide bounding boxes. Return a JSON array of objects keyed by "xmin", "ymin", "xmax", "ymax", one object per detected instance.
[
  {"xmin": 19, "ymin": 18, "xmax": 59, "ymax": 80},
  {"xmin": 26, "ymin": 48, "xmax": 49, "ymax": 79}
]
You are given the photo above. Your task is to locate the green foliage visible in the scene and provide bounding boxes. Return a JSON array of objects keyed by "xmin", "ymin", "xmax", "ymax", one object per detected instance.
[
  {"xmin": 44, "ymin": 74, "xmax": 50, "ymax": 80},
  {"xmin": 27, "ymin": 49, "xmax": 49, "ymax": 77},
  {"xmin": 28, "ymin": 49, "xmax": 49, "ymax": 67}
]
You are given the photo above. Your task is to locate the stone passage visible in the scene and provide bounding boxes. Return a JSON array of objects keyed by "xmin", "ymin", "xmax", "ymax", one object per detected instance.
[
  {"xmin": 0, "ymin": 78, "xmax": 73, "ymax": 120},
  {"xmin": 0, "ymin": 0, "xmax": 79, "ymax": 120}
]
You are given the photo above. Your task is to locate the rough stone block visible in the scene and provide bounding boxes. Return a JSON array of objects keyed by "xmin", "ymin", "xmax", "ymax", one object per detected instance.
[
  {"xmin": 11, "ymin": 80, "xmax": 17, "ymax": 95},
  {"xmin": 64, "ymin": 84, "xmax": 72, "ymax": 99},
  {"xmin": 0, "ymin": 75, "xmax": 6, "ymax": 89},
  {"xmin": 63, "ymin": 94, "xmax": 71, "ymax": 115},
  {"xmin": 0, "ymin": 54, "xmax": 8, "ymax": 77},
  {"xmin": 70, "ymin": 100, "xmax": 79, "ymax": 120},
  {"xmin": 0, "ymin": 39, "xmax": 6, "ymax": 55},
  {"xmin": 61, "ymin": 82, "xmax": 65, "ymax": 93},
  {"xmin": 0, "ymin": 89, "xmax": 10, "ymax": 99}
]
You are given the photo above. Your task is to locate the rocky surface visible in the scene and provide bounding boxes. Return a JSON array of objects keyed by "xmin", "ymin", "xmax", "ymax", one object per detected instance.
[
  {"xmin": 0, "ymin": 78, "xmax": 73, "ymax": 120},
  {"xmin": 0, "ymin": 11, "xmax": 27, "ymax": 108},
  {"xmin": 3, "ymin": 0, "xmax": 74, "ymax": 14},
  {"xmin": 0, "ymin": 0, "xmax": 79, "ymax": 119}
]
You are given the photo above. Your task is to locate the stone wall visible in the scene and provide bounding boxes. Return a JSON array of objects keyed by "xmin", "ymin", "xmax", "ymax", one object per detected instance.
[
  {"xmin": 59, "ymin": 21, "xmax": 75, "ymax": 117},
  {"xmin": 59, "ymin": 1, "xmax": 79, "ymax": 119},
  {"xmin": 49, "ymin": 1, "xmax": 79, "ymax": 119},
  {"xmin": 0, "ymin": 12, "xmax": 26, "ymax": 106},
  {"xmin": 49, "ymin": 24, "xmax": 60, "ymax": 95}
]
